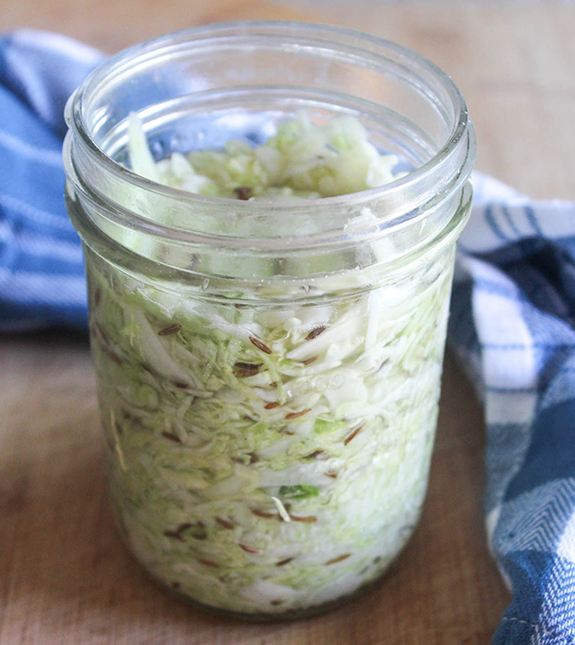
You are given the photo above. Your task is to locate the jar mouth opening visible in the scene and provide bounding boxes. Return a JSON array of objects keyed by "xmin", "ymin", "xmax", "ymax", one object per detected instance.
[{"xmin": 65, "ymin": 21, "xmax": 476, "ymax": 247}]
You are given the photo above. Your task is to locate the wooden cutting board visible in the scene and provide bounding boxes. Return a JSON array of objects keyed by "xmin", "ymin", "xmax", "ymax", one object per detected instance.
[{"xmin": 2, "ymin": 0, "xmax": 574, "ymax": 642}]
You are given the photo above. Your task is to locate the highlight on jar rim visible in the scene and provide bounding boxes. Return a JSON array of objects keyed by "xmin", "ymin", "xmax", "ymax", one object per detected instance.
[{"xmin": 63, "ymin": 21, "xmax": 476, "ymax": 619}]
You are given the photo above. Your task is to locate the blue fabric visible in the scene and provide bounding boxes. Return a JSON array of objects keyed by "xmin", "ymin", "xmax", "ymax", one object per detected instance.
[
  {"xmin": 4, "ymin": 29, "xmax": 575, "ymax": 643},
  {"xmin": 451, "ymin": 174, "xmax": 575, "ymax": 644},
  {"xmin": 0, "ymin": 30, "xmax": 102, "ymax": 331}
]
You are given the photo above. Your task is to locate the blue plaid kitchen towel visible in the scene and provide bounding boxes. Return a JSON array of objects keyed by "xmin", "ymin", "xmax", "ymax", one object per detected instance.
[
  {"xmin": 0, "ymin": 30, "xmax": 101, "ymax": 330},
  {"xmin": 451, "ymin": 174, "xmax": 575, "ymax": 644},
  {"xmin": 3, "ymin": 29, "xmax": 575, "ymax": 644}
]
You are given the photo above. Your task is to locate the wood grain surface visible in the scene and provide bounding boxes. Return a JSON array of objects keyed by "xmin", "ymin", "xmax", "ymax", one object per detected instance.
[
  {"xmin": 1, "ymin": 0, "xmax": 574, "ymax": 643},
  {"xmin": 0, "ymin": 336, "xmax": 504, "ymax": 645}
]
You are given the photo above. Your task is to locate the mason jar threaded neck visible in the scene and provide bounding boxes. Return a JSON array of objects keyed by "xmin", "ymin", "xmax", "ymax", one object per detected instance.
[{"xmin": 63, "ymin": 21, "xmax": 476, "ymax": 274}]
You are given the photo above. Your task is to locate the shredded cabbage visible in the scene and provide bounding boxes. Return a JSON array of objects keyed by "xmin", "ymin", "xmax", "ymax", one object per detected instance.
[
  {"xmin": 127, "ymin": 110, "xmax": 404, "ymax": 200},
  {"xmin": 89, "ymin": 113, "xmax": 454, "ymax": 616}
]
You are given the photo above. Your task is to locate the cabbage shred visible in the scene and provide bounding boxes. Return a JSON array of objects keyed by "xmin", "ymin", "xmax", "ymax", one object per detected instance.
[
  {"xmin": 128, "ymin": 111, "xmax": 404, "ymax": 200},
  {"xmin": 88, "ymin": 114, "xmax": 454, "ymax": 616}
]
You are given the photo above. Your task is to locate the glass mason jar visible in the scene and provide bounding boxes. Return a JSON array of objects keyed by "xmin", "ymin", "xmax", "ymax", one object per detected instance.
[{"xmin": 63, "ymin": 22, "xmax": 476, "ymax": 619}]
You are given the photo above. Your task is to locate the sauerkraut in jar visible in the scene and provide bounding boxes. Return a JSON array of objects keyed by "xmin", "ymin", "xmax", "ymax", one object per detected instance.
[{"xmin": 64, "ymin": 22, "xmax": 476, "ymax": 619}]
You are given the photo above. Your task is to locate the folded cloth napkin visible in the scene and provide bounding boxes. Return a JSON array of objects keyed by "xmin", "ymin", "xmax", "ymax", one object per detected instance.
[
  {"xmin": 0, "ymin": 30, "xmax": 101, "ymax": 331},
  {"xmin": 3, "ymin": 28, "xmax": 575, "ymax": 644},
  {"xmin": 451, "ymin": 175, "xmax": 575, "ymax": 645}
]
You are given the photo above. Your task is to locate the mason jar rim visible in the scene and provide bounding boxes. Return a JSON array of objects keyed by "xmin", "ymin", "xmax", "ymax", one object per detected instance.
[{"xmin": 65, "ymin": 21, "xmax": 475, "ymax": 252}]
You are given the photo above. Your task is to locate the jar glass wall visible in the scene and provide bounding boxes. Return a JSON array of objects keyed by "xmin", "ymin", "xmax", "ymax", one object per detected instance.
[{"xmin": 63, "ymin": 21, "xmax": 476, "ymax": 619}]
